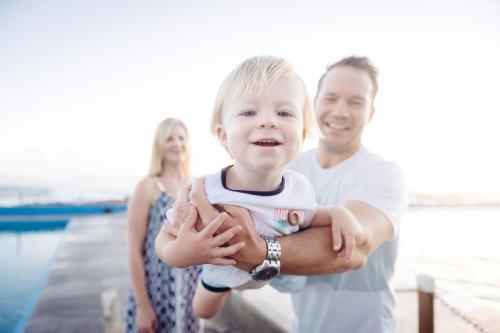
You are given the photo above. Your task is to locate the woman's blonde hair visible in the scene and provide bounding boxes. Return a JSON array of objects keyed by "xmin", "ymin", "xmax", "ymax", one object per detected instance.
[
  {"xmin": 210, "ymin": 55, "xmax": 314, "ymax": 140},
  {"xmin": 148, "ymin": 118, "xmax": 190, "ymax": 177}
]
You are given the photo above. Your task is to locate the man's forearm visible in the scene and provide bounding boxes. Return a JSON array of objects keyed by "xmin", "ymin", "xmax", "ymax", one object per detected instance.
[{"xmin": 278, "ymin": 226, "xmax": 366, "ymax": 275}]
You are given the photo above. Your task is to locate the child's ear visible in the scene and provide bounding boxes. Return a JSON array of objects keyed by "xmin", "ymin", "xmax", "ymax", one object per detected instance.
[{"xmin": 216, "ymin": 124, "xmax": 229, "ymax": 151}]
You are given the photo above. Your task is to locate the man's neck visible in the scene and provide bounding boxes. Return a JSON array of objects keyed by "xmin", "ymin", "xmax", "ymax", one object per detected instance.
[{"xmin": 316, "ymin": 141, "xmax": 361, "ymax": 169}]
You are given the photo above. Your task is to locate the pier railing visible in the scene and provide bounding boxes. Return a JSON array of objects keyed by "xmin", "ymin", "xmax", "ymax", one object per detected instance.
[{"xmin": 205, "ymin": 274, "xmax": 494, "ymax": 333}]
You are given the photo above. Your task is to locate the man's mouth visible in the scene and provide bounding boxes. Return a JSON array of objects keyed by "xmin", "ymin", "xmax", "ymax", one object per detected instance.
[
  {"xmin": 325, "ymin": 122, "xmax": 348, "ymax": 130},
  {"xmin": 253, "ymin": 139, "xmax": 281, "ymax": 146}
]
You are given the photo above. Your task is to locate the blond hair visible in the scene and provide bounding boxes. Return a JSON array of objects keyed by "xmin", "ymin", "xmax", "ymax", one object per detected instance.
[
  {"xmin": 210, "ymin": 55, "xmax": 314, "ymax": 140},
  {"xmin": 148, "ymin": 118, "xmax": 190, "ymax": 177}
]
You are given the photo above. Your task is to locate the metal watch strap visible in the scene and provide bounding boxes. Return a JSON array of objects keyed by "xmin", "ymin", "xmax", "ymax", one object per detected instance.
[
  {"xmin": 265, "ymin": 237, "xmax": 281, "ymax": 262},
  {"xmin": 250, "ymin": 237, "xmax": 281, "ymax": 280}
]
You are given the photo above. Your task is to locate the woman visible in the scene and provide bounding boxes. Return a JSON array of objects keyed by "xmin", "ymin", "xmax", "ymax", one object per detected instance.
[{"xmin": 125, "ymin": 118, "xmax": 201, "ymax": 333}]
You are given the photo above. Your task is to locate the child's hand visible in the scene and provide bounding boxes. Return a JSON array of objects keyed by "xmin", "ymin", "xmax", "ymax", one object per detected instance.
[
  {"xmin": 163, "ymin": 207, "xmax": 245, "ymax": 267},
  {"xmin": 330, "ymin": 206, "xmax": 364, "ymax": 260}
]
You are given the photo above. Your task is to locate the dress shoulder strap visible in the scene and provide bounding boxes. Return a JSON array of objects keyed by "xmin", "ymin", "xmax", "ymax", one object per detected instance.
[{"xmin": 153, "ymin": 177, "xmax": 166, "ymax": 193}]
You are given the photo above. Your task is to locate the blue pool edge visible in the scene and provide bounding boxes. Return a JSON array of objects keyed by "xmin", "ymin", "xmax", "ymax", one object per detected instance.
[{"xmin": 12, "ymin": 225, "xmax": 68, "ymax": 333}]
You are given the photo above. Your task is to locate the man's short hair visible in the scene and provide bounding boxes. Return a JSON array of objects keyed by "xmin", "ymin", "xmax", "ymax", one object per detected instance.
[
  {"xmin": 210, "ymin": 55, "xmax": 314, "ymax": 140},
  {"xmin": 317, "ymin": 56, "xmax": 379, "ymax": 102}
]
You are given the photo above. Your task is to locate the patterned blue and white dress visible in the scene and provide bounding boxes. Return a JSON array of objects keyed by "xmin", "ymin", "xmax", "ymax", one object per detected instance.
[{"xmin": 126, "ymin": 178, "xmax": 201, "ymax": 333}]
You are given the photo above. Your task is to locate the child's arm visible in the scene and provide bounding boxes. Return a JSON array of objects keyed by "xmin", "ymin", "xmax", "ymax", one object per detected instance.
[
  {"xmin": 309, "ymin": 206, "xmax": 363, "ymax": 260},
  {"xmin": 154, "ymin": 207, "xmax": 245, "ymax": 268}
]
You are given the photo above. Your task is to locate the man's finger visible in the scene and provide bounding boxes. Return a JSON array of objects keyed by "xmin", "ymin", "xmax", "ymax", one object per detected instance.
[
  {"xmin": 200, "ymin": 212, "xmax": 228, "ymax": 237},
  {"xmin": 211, "ymin": 225, "xmax": 242, "ymax": 246},
  {"xmin": 222, "ymin": 204, "xmax": 251, "ymax": 220},
  {"xmin": 214, "ymin": 241, "xmax": 245, "ymax": 258},
  {"xmin": 190, "ymin": 177, "xmax": 220, "ymax": 224},
  {"xmin": 208, "ymin": 257, "xmax": 237, "ymax": 266}
]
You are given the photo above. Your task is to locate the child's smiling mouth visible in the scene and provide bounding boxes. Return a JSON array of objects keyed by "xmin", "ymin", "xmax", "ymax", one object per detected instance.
[{"xmin": 252, "ymin": 139, "xmax": 282, "ymax": 147}]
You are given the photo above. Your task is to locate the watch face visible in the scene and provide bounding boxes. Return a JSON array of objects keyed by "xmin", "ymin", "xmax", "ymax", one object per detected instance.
[{"xmin": 253, "ymin": 266, "xmax": 279, "ymax": 281}]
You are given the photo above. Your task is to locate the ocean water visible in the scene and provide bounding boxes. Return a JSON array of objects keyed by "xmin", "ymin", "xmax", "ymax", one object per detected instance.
[
  {"xmin": 0, "ymin": 228, "xmax": 66, "ymax": 333},
  {"xmin": 395, "ymin": 206, "xmax": 500, "ymax": 312},
  {"xmin": 0, "ymin": 183, "xmax": 130, "ymax": 207}
]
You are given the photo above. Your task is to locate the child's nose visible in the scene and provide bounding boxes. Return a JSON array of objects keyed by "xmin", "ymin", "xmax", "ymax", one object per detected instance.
[{"xmin": 258, "ymin": 113, "xmax": 278, "ymax": 128}]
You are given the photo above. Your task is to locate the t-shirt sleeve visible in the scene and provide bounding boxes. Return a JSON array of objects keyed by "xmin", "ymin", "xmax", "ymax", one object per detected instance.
[{"xmin": 341, "ymin": 162, "xmax": 407, "ymax": 237}]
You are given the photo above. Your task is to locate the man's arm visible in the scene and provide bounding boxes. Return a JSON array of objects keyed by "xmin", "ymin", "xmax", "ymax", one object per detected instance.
[
  {"xmin": 187, "ymin": 178, "xmax": 394, "ymax": 274},
  {"xmin": 278, "ymin": 200, "xmax": 394, "ymax": 275}
]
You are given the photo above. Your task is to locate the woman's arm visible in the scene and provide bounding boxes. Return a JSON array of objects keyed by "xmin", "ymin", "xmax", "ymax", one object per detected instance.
[{"xmin": 127, "ymin": 178, "xmax": 157, "ymax": 332}]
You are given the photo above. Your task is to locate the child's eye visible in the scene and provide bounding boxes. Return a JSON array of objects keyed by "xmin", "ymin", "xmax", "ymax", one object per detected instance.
[
  {"xmin": 277, "ymin": 110, "xmax": 294, "ymax": 117},
  {"xmin": 242, "ymin": 110, "xmax": 256, "ymax": 117}
]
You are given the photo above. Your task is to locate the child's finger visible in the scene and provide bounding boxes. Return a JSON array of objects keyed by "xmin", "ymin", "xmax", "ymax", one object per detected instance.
[
  {"xmin": 332, "ymin": 227, "xmax": 343, "ymax": 251},
  {"xmin": 343, "ymin": 231, "xmax": 354, "ymax": 260},
  {"xmin": 200, "ymin": 212, "xmax": 227, "ymax": 238},
  {"xmin": 211, "ymin": 225, "xmax": 242, "ymax": 246},
  {"xmin": 171, "ymin": 183, "xmax": 192, "ymax": 227}
]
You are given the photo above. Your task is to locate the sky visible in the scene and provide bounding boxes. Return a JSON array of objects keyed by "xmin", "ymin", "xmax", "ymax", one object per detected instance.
[{"xmin": 1, "ymin": 0, "xmax": 499, "ymax": 198}]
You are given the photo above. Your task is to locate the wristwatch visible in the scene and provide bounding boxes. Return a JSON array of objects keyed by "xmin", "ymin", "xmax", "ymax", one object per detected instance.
[{"xmin": 250, "ymin": 237, "xmax": 281, "ymax": 281}]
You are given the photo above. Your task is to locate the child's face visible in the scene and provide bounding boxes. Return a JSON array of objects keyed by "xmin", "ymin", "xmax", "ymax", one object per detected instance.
[{"xmin": 217, "ymin": 77, "xmax": 304, "ymax": 174}]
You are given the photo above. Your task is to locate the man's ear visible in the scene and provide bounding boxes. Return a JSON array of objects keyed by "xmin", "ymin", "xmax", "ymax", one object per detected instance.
[{"xmin": 368, "ymin": 106, "xmax": 376, "ymax": 121}]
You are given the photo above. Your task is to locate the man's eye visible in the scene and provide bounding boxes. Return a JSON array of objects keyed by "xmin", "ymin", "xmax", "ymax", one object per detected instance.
[
  {"xmin": 242, "ymin": 110, "xmax": 256, "ymax": 116},
  {"xmin": 349, "ymin": 101, "xmax": 363, "ymax": 107},
  {"xmin": 278, "ymin": 110, "xmax": 293, "ymax": 117}
]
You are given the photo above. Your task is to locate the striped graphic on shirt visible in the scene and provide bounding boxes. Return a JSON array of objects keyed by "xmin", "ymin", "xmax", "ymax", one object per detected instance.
[{"xmin": 275, "ymin": 208, "xmax": 304, "ymax": 226}]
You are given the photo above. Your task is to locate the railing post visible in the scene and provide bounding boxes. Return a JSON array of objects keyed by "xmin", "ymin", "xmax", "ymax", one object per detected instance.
[{"xmin": 417, "ymin": 274, "xmax": 435, "ymax": 333}]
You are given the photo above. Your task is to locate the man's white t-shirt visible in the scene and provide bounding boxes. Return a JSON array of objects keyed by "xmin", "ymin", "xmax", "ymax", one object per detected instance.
[
  {"xmin": 289, "ymin": 147, "xmax": 407, "ymax": 333},
  {"xmin": 199, "ymin": 167, "xmax": 317, "ymax": 289}
]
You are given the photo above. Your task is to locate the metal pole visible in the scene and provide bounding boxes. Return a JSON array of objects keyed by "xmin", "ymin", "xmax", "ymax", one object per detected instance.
[{"xmin": 417, "ymin": 274, "xmax": 435, "ymax": 333}]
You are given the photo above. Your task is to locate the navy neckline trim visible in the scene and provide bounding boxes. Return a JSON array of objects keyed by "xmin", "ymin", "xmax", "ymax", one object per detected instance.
[{"xmin": 221, "ymin": 166, "xmax": 285, "ymax": 196}]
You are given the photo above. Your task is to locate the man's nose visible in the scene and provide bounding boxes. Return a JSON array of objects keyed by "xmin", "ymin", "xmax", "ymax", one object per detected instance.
[{"xmin": 331, "ymin": 101, "xmax": 349, "ymax": 118}]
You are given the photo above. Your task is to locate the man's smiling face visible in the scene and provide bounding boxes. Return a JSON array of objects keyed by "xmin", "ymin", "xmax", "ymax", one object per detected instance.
[{"xmin": 315, "ymin": 66, "xmax": 375, "ymax": 155}]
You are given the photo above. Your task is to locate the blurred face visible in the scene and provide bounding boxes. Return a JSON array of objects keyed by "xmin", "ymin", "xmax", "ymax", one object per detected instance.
[
  {"xmin": 315, "ymin": 66, "xmax": 375, "ymax": 156},
  {"xmin": 217, "ymin": 77, "xmax": 304, "ymax": 175},
  {"xmin": 163, "ymin": 125, "xmax": 187, "ymax": 164}
]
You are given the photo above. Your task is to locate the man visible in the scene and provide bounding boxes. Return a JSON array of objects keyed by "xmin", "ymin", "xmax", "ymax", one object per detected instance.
[
  {"xmin": 283, "ymin": 56, "xmax": 407, "ymax": 332},
  {"xmin": 163, "ymin": 56, "xmax": 407, "ymax": 332}
]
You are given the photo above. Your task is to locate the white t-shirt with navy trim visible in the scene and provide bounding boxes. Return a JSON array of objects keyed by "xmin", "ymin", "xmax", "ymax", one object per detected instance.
[{"xmin": 288, "ymin": 147, "xmax": 407, "ymax": 333}]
